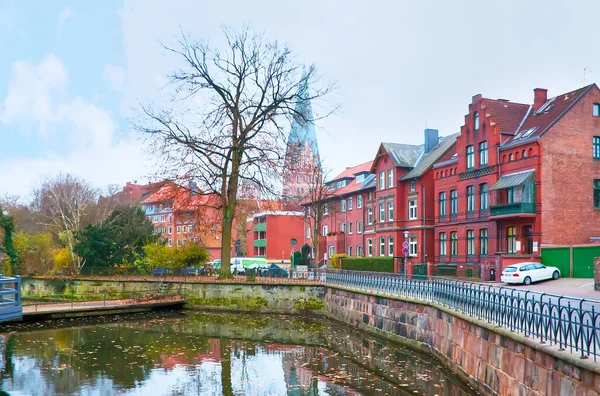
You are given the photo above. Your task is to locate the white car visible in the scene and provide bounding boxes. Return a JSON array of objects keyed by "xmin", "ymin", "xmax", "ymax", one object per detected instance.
[{"xmin": 500, "ymin": 262, "xmax": 560, "ymax": 285}]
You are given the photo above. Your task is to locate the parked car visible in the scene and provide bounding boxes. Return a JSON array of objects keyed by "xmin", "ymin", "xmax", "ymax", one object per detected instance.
[{"xmin": 500, "ymin": 262, "xmax": 560, "ymax": 285}]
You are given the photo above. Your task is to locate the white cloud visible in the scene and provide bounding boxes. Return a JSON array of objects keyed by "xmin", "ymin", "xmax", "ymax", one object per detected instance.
[
  {"xmin": 102, "ymin": 63, "xmax": 125, "ymax": 93},
  {"xmin": 58, "ymin": 7, "xmax": 73, "ymax": 31}
]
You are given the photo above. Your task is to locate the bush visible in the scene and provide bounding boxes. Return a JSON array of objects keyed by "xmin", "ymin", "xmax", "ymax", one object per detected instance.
[
  {"xmin": 290, "ymin": 251, "xmax": 303, "ymax": 266},
  {"xmin": 341, "ymin": 257, "xmax": 394, "ymax": 272},
  {"xmin": 330, "ymin": 253, "xmax": 348, "ymax": 269}
]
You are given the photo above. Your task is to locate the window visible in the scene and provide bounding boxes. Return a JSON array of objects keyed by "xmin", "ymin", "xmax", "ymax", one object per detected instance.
[
  {"xmin": 348, "ymin": 246, "xmax": 353, "ymax": 256},
  {"xmin": 409, "ymin": 236, "xmax": 417, "ymax": 257},
  {"xmin": 507, "ymin": 226, "xmax": 517, "ymax": 253},
  {"xmin": 439, "ymin": 232, "xmax": 447, "ymax": 256},
  {"xmin": 479, "ymin": 141, "xmax": 488, "ymax": 165},
  {"xmin": 153, "ymin": 215, "xmax": 158, "ymax": 223},
  {"xmin": 306, "ymin": 227, "xmax": 311, "ymax": 239},
  {"xmin": 450, "ymin": 190, "xmax": 458, "ymax": 215},
  {"xmin": 168, "ymin": 226, "xmax": 172, "ymax": 235},
  {"xmin": 480, "ymin": 183, "xmax": 488, "ymax": 211},
  {"xmin": 160, "ymin": 214, "xmax": 166, "ymax": 222},
  {"xmin": 480, "ymin": 229, "xmax": 488, "ymax": 255},
  {"xmin": 467, "ymin": 186, "xmax": 475, "ymax": 212},
  {"xmin": 323, "ymin": 203, "xmax": 328, "ymax": 215},
  {"xmin": 387, "ymin": 169, "xmax": 394, "ymax": 188},
  {"xmin": 474, "ymin": 111, "xmax": 479, "ymax": 131},
  {"xmin": 357, "ymin": 195, "xmax": 363, "ymax": 208},
  {"xmin": 329, "ymin": 246, "xmax": 335, "ymax": 258},
  {"xmin": 367, "ymin": 207, "xmax": 373, "ymax": 224},
  {"xmin": 522, "ymin": 149, "xmax": 527, "ymax": 159},
  {"xmin": 357, "ymin": 220, "xmax": 363, "ymax": 233},
  {"xmin": 509, "ymin": 153, "xmax": 514, "ymax": 162},
  {"xmin": 466, "ymin": 230, "xmax": 474, "ymax": 256},
  {"xmin": 322, "ymin": 225, "xmax": 328, "ymax": 236},
  {"xmin": 176, "ymin": 226, "xmax": 181, "ymax": 234},
  {"xmin": 340, "ymin": 223, "xmax": 345, "ymax": 233},
  {"xmin": 341, "ymin": 199, "xmax": 346, "ymax": 212},
  {"xmin": 348, "ymin": 222, "xmax": 353, "ymax": 234},
  {"xmin": 188, "ymin": 225, "xmax": 193, "ymax": 233},
  {"xmin": 594, "ymin": 180, "xmax": 600, "ymax": 209},
  {"xmin": 466, "ymin": 145, "xmax": 474, "ymax": 169},
  {"xmin": 379, "ymin": 171, "xmax": 385, "ymax": 190},
  {"xmin": 388, "ymin": 202, "xmax": 394, "ymax": 220},
  {"xmin": 379, "ymin": 238, "xmax": 385, "ymax": 256},
  {"xmin": 594, "ymin": 103, "xmax": 600, "ymax": 117},
  {"xmin": 367, "ymin": 239, "xmax": 373, "ymax": 256},
  {"xmin": 439, "ymin": 192, "xmax": 447, "ymax": 217},
  {"xmin": 450, "ymin": 232, "xmax": 458, "ymax": 256},
  {"xmin": 168, "ymin": 239, "xmax": 172, "ymax": 247},
  {"xmin": 507, "ymin": 187, "xmax": 516, "ymax": 204},
  {"xmin": 379, "ymin": 204, "xmax": 385, "ymax": 222},
  {"xmin": 410, "ymin": 181, "xmax": 416, "ymax": 191},
  {"xmin": 408, "ymin": 200, "xmax": 418, "ymax": 219},
  {"xmin": 388, "ymin": 237, "xmax": 394, "ymax": 256},
  {"xmin": 357, "ymin": 245, "xmax": 363, "ymax": 257},
  {"xmin": 348, "ymin": 197, "xmax": 353, "ymax": 210},
  {"xmin": 594, "ymin": 137, "xmax": 600, "ymax": 159}
]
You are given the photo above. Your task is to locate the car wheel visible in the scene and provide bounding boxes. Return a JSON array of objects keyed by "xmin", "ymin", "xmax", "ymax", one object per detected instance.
[
  {"xmin": 524, "ymin": 276, "xmax": 532, "ymax": 286},
  {"xmin": 552, "ymin": 271, "xmax": 559, "ymax": 280}
]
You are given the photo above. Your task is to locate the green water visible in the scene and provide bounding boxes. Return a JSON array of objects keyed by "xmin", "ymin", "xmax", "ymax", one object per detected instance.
[{"xmin": 0, "ymin": 311, "xmax": 478, "ymax": 395}]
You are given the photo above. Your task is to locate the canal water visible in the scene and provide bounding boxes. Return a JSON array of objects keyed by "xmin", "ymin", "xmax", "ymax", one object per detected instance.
[{"xmin": 0, "ymin": 311, "xmax": 478, "ymax": 395}]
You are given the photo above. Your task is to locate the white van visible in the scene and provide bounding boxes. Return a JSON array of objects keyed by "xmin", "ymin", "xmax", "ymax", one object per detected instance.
[{"xmin": 230, "ymin": 257, "xmax": 268, "ymax": 274}]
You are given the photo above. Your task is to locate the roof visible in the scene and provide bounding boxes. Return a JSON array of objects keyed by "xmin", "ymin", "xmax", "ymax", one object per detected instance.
[
  {"xmin": 490, "ymin": 170, "xmax": 535, "ymax": 190},
  {"xmin": 330, "ymin": 161, "xmax": 372, "ymax": 182},
  {"xmin": 483, "ymin": 99, "xmax": 530, "ymax": 134},
  {"xmin": 502, "ymin": 84, "xmax": 596, "ymax": 147},
  {"xmin": 400, "ymin": 133, "xmax": 459, "ymax": 180},
  {"xmin": 286, "ymin": 75, "xmax": 319, "ymax": 157},
  {"xmin": 374, "ymin": 142, "xmax": 423, "ymax": 170},
  {"xmin": 358, "ymin": 174, "xmax": 376, "ymax": 191}
]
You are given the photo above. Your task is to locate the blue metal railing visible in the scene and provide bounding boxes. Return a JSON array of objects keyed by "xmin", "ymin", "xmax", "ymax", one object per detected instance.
[
  {"xmin": 0, "ymin": 275, "xmax": 22, "ymax": 323},
  {"xmin": 323, "ymin": 269, "xmax": 600, "ymax": 362}
]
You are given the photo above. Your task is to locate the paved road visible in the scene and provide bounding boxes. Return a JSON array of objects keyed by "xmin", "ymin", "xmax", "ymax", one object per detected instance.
[{"xmin": 491, "ymin": 278, "xmax": 598, "ymax": 300}]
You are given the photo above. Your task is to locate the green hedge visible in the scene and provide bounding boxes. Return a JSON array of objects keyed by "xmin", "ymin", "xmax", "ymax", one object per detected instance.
[{"xmin": 341, "ymin": 257, "xmax": 394, "ymax": 272}]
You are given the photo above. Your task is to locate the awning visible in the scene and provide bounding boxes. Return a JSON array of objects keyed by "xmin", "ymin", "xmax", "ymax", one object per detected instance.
[{"xmin": 489, "ymin": 170, "xmax": 534, "ymax": 190}]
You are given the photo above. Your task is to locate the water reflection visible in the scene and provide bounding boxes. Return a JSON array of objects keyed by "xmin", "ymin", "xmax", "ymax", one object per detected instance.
[{"xmin": 0, "ymin": 312, "xmax": 477, "ymax": 395}]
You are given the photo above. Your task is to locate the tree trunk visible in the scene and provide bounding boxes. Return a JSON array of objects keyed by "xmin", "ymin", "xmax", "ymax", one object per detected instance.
[
  {"xmin": 219, "ymin": 208, "xmax": 234, "ymax": 279},
  {"xmin": 220, "ymin": 339, "xmax": 234, "ymax": 395}
]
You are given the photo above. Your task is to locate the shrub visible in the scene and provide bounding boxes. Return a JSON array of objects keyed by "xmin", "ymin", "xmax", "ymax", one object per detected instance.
[
  {"xmin": 330, "ymin": 253, "xmax": 348, "ymax": 269},
  {"xmin": 341, "ymin": 257, "xmax": 394, "ymax": 272},
  {"xmin": 290, "ymin": 251, "xmax": 303, "ymax": 266}
]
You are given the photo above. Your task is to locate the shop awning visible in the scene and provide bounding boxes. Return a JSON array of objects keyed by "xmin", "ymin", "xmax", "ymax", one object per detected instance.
[{"xmin": 489, "ymin": 170, "xmax": 534, "ymax": 191}]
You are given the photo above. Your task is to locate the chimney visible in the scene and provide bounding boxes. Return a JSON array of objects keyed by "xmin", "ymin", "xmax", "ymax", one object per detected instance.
[
  {"xmin": 533, "ymin": 88, "xmax": 548, "ymax": 111},
  {"xmin": 424, "ymin": 129, "xmax": 439, "ymax": 154}
]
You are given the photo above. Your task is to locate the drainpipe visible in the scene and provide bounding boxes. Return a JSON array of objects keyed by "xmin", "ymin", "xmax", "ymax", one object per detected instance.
[
  {"xmin": 344, "ymin": 199, "xmax": 348, "ymax": 255},
  {"xmin": 421, "ymin": 181, "xmax": 426, "ymax": 265}
]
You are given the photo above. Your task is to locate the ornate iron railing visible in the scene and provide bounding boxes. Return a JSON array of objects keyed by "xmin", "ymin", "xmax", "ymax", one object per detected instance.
[{"xmin": 323, "ymin": 270, "xmax": 600, "ymax": 361}]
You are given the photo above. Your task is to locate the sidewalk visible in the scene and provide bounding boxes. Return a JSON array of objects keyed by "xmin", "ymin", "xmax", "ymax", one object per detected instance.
[{"xmin": 488, "ymin": 278, "xmax": 599, "ymax": 300}]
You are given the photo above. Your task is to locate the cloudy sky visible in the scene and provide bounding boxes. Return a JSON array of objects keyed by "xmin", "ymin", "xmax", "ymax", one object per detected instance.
[{"xmin": 1, "ymin": 0, "xmax": 599, "ymax": 199}]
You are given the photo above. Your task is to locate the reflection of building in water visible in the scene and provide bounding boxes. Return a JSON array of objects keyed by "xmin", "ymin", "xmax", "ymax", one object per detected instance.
[{"xmin": 159, "ymin": 338, "xmax": 221, "ymax": 369}]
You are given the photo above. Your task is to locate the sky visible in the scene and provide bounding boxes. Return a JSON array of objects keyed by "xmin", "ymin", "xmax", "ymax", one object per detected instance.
[{"xmin": 1, "ymin": 0, "xmax": 600, "ymax": 199}]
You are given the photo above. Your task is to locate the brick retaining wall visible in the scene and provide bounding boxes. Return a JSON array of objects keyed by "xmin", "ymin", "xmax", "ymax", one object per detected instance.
[{"xmin": 325, "ymin": 287, "xmax": 600, "ymax": 396}]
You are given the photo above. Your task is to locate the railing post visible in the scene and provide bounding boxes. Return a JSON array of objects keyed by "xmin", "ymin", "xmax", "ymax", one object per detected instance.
[{"xmin": 16, "ymin": 275, "xmax": 21, "ymax": 307}]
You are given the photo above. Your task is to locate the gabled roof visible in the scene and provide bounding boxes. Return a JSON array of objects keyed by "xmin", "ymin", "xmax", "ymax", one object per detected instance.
[
  {"xmin": 502, "ymin": 84, "xmax": 596, "ymax": 147},
  {"xmin": 329, "ymin": 161, "xmax": 372, "ymax": 182},
  {"xmin": 371, "ymin": 142, "xmax": 423, "ymax": 172},
  {"xmin": 400, "ymin": 133, "xmax": 459, "ymax": 180},
  {"xmin": 483, "ymin": 99, "xmax": 530, "ymax": 134}
]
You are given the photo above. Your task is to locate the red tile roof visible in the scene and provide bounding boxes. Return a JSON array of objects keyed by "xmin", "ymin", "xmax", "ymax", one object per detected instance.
[
  {"xmin": 483, "ymin": 99, "xmax": 530, "ymax": 134},
  {"xmin": 330, "ymin": 161, "xmax": 373, "ymax": 181}
]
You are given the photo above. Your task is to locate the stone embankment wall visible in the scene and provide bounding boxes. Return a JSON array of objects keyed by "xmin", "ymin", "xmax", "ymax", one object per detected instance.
[
  {"xmin": 22, "ymin": 278, "xmax": 325, "ymax": 312},
  {"xmin": 325, "ymin": 287, "xmax": 600, "ymax": 396}
]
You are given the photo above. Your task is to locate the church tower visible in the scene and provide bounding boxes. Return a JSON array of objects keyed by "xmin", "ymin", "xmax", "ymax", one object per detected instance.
[{"xmin": 281, "ymin": 76, "xmax": 321, "ymax": 208}]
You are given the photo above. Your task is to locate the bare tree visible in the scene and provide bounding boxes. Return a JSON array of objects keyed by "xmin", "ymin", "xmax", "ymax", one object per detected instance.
[
  {"xmin": 31, "ymin": 174, "xmax": 100, "ymax": 273},
  {"xmin": 136, "ymin": 27, "xmax": 332, "ymax": 277}
]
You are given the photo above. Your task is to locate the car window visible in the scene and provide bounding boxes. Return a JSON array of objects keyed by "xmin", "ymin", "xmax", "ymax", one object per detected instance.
[
  {"xmin": 504, "ymin": 267, "xmax": 517, "ymax": 273},
  {"xmin": 519, "ymin": 265, "xmax": 529, "ymax": 271},
  {"xmin": 534, "ymin": 264, "xmax": 545, "ymax": 270}
]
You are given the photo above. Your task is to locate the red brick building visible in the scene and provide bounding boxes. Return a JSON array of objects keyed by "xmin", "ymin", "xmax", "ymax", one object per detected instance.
[
  {"xmin": 433, "ymin": 84, "xmax": 600, "ymax": 278},
  {"xmin": 245, "ymin": 211, "xmax": 305, "ymax": 262}
]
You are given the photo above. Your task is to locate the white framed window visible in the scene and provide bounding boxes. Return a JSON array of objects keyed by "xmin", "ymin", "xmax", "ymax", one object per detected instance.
[
  {"xmin": 357, "ymin": 220, "xmax": 363, "ymax": 234},
  {"xmin": 367, "ymin": 207, "xmax": 373, "ymax": 224},
  {"xmin": 357, "ymin": 195, "xmax": 363, "ymax": 208},
  {"xmin": 160, "ymin": 214, "xmax": 166, "ymax": 222},
  {"xmin": 153, "ymin": 215, "xmax": 158, "ymax": 223},
  {"xmin": 387, "ymin": 169, "xmax": 394, "ymax": 188},
  {"xmin": 168, "ymin": 239, "xmax": 172, "ymax": 247},
  {"xmin": 176, "ymin": 239, "xmax": 181, "ymax": 247},
  {"xmin": 341, "ymin": 199, "xmax": 346, "ymax": 212},
  {"xmin": 408, "ymin": 200, "xmax": 417, "ymax": 220},
  {"xmin": 323, "ymin": 203, "xmax": 328, "ymax": 215},
  {"xmin": 379, "ymin": 204, "xmax": 385, "ymax": 222},
  {"xmin": 357, "ymin": 245, "xmax": 363, "ymax": 257},
  {"xmin": 306, "ymin": 227, "xmax": 311, "ymax": 239},
  {"xmin": 379, "ymin": 237, "xmax": 385, "ymax": 256},
  {"xmin": 322, "ymin": 225, "xmax": 328, "ymax": 236},
  {"xmin": 168, "ymin": 214, "xmax": 172, "ymax": 224},
  {"xmin": 176, "ymin": 226, "xmax": 181, "ymax": 234},
  {"xmin": 168, "ymin": 226, "xmax": 173, "ymax": 235},
  {"xmin": 410, "ymin": 181, "xmax": 416, "ymax": 191},
  {"xmin": 340, "ymin": 223, "xmax": 345, "ymax": 233},
  {"xmin": 388, "ymin": 237, "xmax": 394, "ymax": 256},
  {"xmin": 348, "ymin": 246, "xmax": 353, "ymax": 256},
  {"xmin": 188, "ymin": 225, "xmax": 193, "ymax": 233},
  {"xmin": 348, "ymin": 222, "xmax": 353, "ymax": 234},
  {"xmin": 328, "ymin": 246, "xmax": 335, "ymax": 258},
  {"xmin": 367, "ymin": 239, "xmax": 373, "ymax": 256},
  {"xmin": 388, "ymin": 202, "xmax": 394, "ymax": 221},
  {"xmin": 348, "ymin": 197, "xmax": 353, "ymax": 210},
  {"xmin": 409, "ymin": 236, "xmax": 417, "ymax": 257},
  {"xmin": 379, "ymin": 171, "xmax": 385, "ymax": 190}
]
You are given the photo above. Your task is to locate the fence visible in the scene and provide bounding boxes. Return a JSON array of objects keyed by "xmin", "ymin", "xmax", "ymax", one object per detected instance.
[
  {"xmin": 324, "ymin": 269, "xmax": 600, "ymax": 362},
  {"xmin": 0, "ymin": 275, "xmax": 22, "ymax": 322}
]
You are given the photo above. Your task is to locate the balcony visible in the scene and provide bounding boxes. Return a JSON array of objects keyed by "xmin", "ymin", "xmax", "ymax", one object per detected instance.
[
  {"xmin": 253, "ymin": 222, "xmax": 266, "ymax": 232},
  {"xmin": 490, "ymin": 202, "xmax": 535, "ymax": 217},
  {"xmin": 254, "ymin": 239, "xmax": 266, "ymax": 248}
]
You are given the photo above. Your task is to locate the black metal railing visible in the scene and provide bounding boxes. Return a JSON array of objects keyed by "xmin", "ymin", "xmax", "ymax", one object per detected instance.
[{"xmin": 323, "ymin": 270, "xmax": 600, "ymax": 361}]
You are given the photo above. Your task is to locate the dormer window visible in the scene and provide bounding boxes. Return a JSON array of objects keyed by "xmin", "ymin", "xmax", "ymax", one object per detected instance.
[
  {"xmin": 410, "ymin": 181, "xmax": 416, "ymax": 191},
  {"xmin": 594, "ymin": 104, "xmax": 600, "ymax": 117},
  {"xmin": 474, "ymin": 112, "xmax": 479, "ymax": 132}
]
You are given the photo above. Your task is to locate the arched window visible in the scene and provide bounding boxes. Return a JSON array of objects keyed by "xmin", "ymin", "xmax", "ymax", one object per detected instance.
[
  {"xmin": 502, "ymin": 155, "xmax": 507, "ymax": 163},
  {"xmin": 509, "ymin": 153, "xmax": 514, "ymax": 162},
  {"xmin": 474, "ymin": 112, "xmax": 479, "ymax": 131},
  {"xmin": 522, "ymin": 149, "xmax": 527, "ymax": 158},
  {"xmin": 528, "ymin": 148, "xmax": 534, "ymax": 157},
  {"xmin": 515, "ymin": 151, "xmax": 520, "ymax": 160}
]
